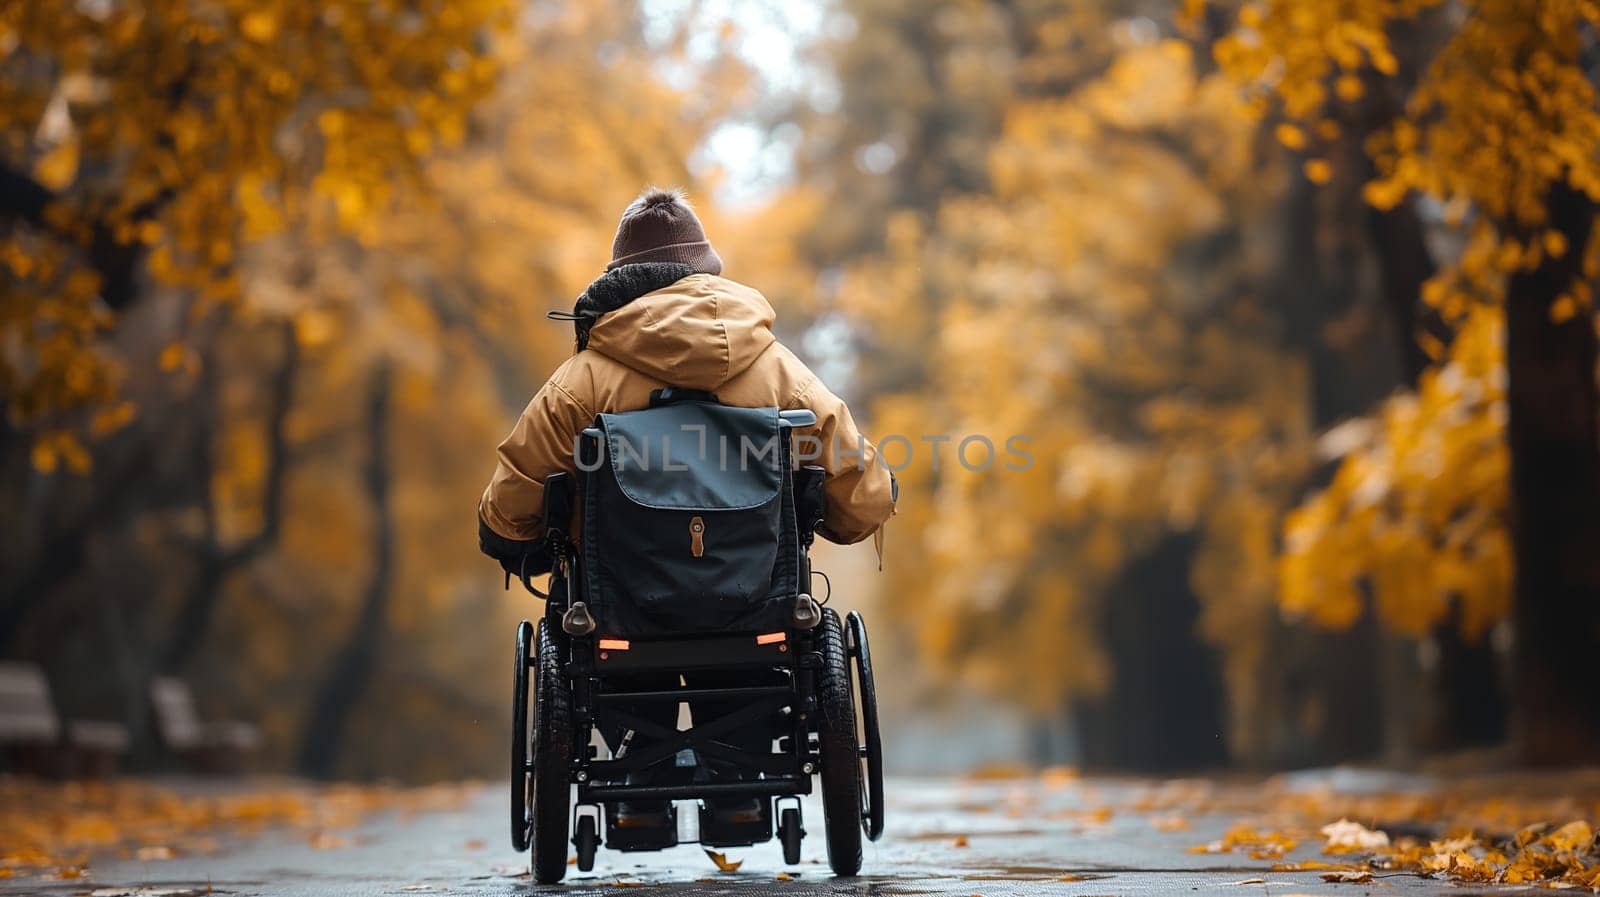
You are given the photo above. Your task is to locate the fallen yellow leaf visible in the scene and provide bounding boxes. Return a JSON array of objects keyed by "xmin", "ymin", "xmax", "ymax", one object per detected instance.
[
  {"xmin": 704, "ymin": 849, "xmax": 742, "ymax": 872},
  {"xmin": 135, "ymin": 845, "xmax": 176, "ymax": 861},
  {"xmin": 307, "ymin": 832, "xmax": 349, "ymax": 850},
  {"xmin": 1544, "ymin": 821, "xmax": 1593, "ymax": 852},
  {"xmin": 1321, "ymin": 819, "xmax": 1389, "ymax": 853},
  {"xmin": 1150, "ymin": 814, "xmax": 1190, "ymax": 832}
]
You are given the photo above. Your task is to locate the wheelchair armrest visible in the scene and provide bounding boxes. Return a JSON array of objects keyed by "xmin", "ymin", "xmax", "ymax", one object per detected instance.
[
  {"xmin": 795, "ymin": 465, "xmax": 827, "ymax": 534},
  {"xmin": 778, "ymin": 409, "xmax": 817, "ymax": 428}
]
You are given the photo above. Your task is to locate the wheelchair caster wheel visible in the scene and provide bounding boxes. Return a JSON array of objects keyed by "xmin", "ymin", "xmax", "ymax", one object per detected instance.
[
  {"xmin": 778, "ymin": 806, "xmax": 804, "ymax": 865},
  {"xmin": 574, "ymin": 814, "xmax": 598, "ymax": 872}
]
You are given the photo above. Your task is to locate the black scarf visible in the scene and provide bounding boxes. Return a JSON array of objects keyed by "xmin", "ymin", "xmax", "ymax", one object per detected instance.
[{"xmin": 549, "ymin": 263, "xmax": 694, "ymax": 351}]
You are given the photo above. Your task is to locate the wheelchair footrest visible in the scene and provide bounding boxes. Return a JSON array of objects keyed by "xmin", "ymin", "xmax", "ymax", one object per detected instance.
[{"xmin": 698, "ymin": 800, "xmax": 773, "ymax": 848}]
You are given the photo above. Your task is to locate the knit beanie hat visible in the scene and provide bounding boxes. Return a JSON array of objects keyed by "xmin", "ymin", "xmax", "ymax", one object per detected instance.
[{"xmin": 607, "ymin": 187, "xmax": 723, "ymax": 275}]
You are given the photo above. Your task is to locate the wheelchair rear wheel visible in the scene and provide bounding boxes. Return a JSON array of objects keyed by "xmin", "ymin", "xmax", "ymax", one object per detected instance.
[
  {"xmin": 529, "ymin": 620, "xmax": 573, "ymax": 883},
  {"xmin": 816, "ymin": 608, "xmax": 863, "ymax": 876},
  {"xmin": 510, "ymin": 622, "xmax": 533, "ymax": 852},
  {"xmin": 846, "ymin": 610, "xmax": 886, "ymax": 842}
]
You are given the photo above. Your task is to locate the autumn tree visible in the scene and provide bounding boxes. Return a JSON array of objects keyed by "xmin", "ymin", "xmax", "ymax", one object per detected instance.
[
  {"xmin": 0, "ymin": 0, "xmax": 759, "ymax": 779},
  {"xmin": 0, "ymin": 0, "xmax": 509, "ymax": 438},
  {"xmin": 840, "ymin": 22, "xmax": 1322, "ymax": 767},
  {"xmin": 224, "ymin": 3, "xmax": 774, "ymax": 778},
  {"xmin": 1220, "ymin": 0, "xmax": 1600, "ymax": 762},
  {"xmin": 0, "ymin": 0, "xmax": 510, "ymax": 667}
]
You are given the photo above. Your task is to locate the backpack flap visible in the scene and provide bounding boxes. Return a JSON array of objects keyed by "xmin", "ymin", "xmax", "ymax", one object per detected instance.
[
  {"xmin": 600, "ymin": 403, "xmax": 782, "ymax": 511},
  {"xmin": 581, "ymin": 401, "xmax": 799, "ymax": 635}
]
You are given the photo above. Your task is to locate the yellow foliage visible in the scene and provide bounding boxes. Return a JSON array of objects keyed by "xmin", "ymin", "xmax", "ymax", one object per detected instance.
[
  {"xmin": 203, "ymin": 0, "xmax": 754, "ymax": 777},
  {"xmin": 0, "ymin": 0, "xmax": 513, "ymax": 444},
  {"xmin": 1221, "ymin": 0, "xmax": 1600, "ymax": 640},
  {"xmin": 32, "ymin": 139, "xmax": 79, "ymax": 191},
  {"xmin": 1279, "ymin": 305, "xmax": 1512, "ymax": 639},
  {"xmin": 0, "ymin": 778, "xmax": 473, "ymax": 876},
  {"xmin": 861, "ymin": 32, "xmax": 1313, "ymax": 711}
]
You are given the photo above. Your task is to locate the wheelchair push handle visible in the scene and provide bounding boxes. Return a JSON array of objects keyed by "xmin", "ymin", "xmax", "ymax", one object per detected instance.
[
  {"xmin": 514, "ymin": 471, "xmax": 577, "ymax": 599},
  {"xmin": 778, "ymin": 408, "xmax": 817, "ymax": 428},
  {"xmin": 543, "ymin": 471, "xmax": 575, "ymax": 539},
  {"xmin": 795, "ymin": 464, "xmax": 827, "ymax": 537}
]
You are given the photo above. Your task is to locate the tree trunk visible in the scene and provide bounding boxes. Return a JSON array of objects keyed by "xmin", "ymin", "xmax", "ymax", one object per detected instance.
[
  {"xmin": 1365, "ymin": 189, "xmax": 1509, "ymax": 752},
  {"xmin": 1367, "ymin": 196, "xmax": 1442, "ymax": 384},
  {"xmin": 1428, "ymin": 606, "xmax": 1507, "ymax": 749},
  {"xmin": 0, "ymin": 436, "xmax": 156, "ymax": 652},
  {"xmin": 1505, "ymin": 184, "xmax": 1600, "ymax": 764},
  {"xmin": 297, "ymin": 362, "xmax": 395, "ymax": 779},
  {"xmin": 160, "ymin": 320, "xmax": 298, "ymax": 673},
  {"xmin": 1267, "ymin": 167, "xmax": 1392, "ymax": 767},
  {"xmin": 1075, "ymin": 532, "xmax": 1229, "ymax": 771}
]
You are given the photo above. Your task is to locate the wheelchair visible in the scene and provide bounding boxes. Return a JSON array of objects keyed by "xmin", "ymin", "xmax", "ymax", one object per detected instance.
[{"xmin": 508, "ymin": 389, "xmax": 885, "ymax": 882}]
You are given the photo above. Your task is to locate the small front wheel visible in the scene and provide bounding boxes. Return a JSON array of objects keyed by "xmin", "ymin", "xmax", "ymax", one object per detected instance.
[
  {"xmin": 778, "ymin": 806, "xmax": 804, "ymax": 865},
  {"xmin": 573, "ymin": 813, "xmax": 598, "ymax": 872}
]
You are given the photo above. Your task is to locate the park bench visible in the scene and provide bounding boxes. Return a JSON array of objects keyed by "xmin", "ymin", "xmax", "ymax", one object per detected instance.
[
  {"xmin": 150, "ymin": 677, "xmax": 262, "ymax": 772},
  {"xmin": 0, "ymin": 662, "xmax": 130, "ymax": 777}
]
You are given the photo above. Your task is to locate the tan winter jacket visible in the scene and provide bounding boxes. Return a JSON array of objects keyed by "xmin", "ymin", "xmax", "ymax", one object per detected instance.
[{"xmin": 479, "ymin": 274, "xmax": 895, "ymax": 547}]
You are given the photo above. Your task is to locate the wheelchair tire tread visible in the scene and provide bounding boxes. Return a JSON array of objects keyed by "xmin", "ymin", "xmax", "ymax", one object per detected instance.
[
  {"xmin": 511, "ymin": 621, "xmax": 533, "ymax": 852},
  {"xmin": 816, "ymin": 608, "xmax": 864, "ymax": 876},
  {"xmin": 847, "ymin": 611, "xmax": 886, "ymax": 842},
  {"xmin": 779, "ymin": 806, "xmax": 803, "ymax": 865},
  {"xmin": 531, "ymin": 620, "xmax": 573, "ymax": 884}
]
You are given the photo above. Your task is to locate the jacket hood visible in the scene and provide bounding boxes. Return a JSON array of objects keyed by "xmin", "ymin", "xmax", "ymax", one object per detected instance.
[{"xmin": 584, "ymin": 273, "xmax": 778, "ymax": 390}]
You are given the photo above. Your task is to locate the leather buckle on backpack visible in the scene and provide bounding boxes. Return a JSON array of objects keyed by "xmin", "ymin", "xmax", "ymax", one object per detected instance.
[{"xmin": 689, "ymin": 516, "xmax": 705, "ymax": 557}]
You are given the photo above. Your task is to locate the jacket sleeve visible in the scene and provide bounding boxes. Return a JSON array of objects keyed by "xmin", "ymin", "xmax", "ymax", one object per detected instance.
[
  {"xmin": 478, "ymin": 368, "xmax": 592, "ymax": 545},
  {"xmin": 794, "ymin": 377, "xmax": 896, "ymax": 545}
]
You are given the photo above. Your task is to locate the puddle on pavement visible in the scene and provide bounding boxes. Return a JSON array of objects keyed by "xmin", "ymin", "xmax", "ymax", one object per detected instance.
[
  {"xmin": 959, "ymin": 865, "xmax": 1113, "ymax": 882},
  {"xmin": 900, "ymin": 828, "xmax": 1049, "ymax": 841}
]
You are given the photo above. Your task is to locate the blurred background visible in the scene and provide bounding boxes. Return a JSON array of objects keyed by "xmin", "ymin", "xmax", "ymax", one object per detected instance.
[{"xmin": 3, "ymin": 0, "xmax": 1598, "ymax": 782}]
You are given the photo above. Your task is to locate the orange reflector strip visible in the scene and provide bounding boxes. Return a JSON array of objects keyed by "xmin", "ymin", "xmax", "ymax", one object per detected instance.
[
  {"xmin": 598, "ymin": 638, "xmax": 631, "ymax": 651},
  {"xmin": 756, "ymin": 632, "xmax": 787, "ymax": 645}
]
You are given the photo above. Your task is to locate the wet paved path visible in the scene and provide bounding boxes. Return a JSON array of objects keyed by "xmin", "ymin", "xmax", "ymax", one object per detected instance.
[{"xmin": 7, "ymin": 776, "xmax": 1519, "ymax": 896}]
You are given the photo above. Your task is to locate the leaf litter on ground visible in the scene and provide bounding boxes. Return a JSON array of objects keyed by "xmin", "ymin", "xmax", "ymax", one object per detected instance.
[
  {"xmin": 0, "ymin": 779, "xmax": 474, "ymax": 882},
  {"xmin": 704, "ymin": 848, "xmax": 743, "ymax": 872}
]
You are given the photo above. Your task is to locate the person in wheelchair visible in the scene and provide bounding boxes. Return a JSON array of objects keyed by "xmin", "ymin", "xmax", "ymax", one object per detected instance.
[{"xmin": 478, "ymin": 187, "xmax": 895, "ymax": 854}]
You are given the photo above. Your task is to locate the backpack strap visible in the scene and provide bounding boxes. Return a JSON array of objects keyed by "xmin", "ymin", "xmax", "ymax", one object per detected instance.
[{"xmin": 648, "ymin": 387, "xmax": 719, "ymax": 407}]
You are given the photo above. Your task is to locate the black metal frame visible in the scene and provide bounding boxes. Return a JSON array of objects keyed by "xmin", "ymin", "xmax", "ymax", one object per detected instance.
[
  {"xmin": 546, "ymin": 546, "xmax": 822, "ymax": 812},
  {"xmin": 510, "ymin": 420, "xmax": 883, "ymax": 875},
  {"xmin": 525, "ymin": 450, "xmax": 831, "ymax": 817}
]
